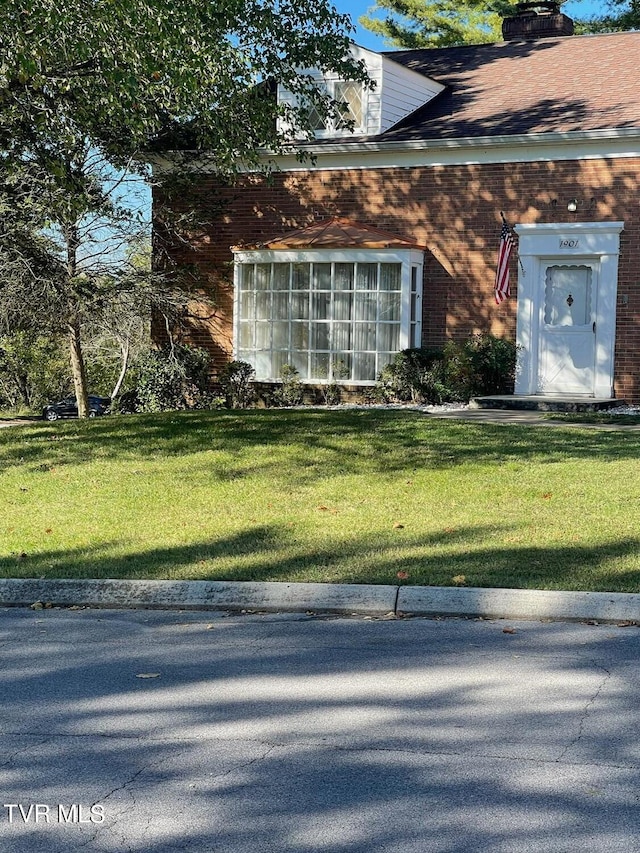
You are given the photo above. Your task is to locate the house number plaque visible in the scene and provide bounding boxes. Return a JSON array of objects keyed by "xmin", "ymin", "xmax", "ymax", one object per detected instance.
[{"xmin": 559, "ymin": 239, "xmax": 579, "ymax": 248}]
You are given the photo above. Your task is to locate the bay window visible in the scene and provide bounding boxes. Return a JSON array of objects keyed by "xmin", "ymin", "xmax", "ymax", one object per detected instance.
[{"xmin": 233, "ymin": 249, "xmax": 423, "ymax": 383}]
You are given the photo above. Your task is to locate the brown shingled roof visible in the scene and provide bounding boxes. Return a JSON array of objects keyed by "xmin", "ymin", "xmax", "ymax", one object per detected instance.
[
  {"xmin": 322, "ymin": 32, "xmax": 640, "ymax": 144},
  {"xmin": 236, "ymin": 218, "xmax": 425, "ymax": 250}
]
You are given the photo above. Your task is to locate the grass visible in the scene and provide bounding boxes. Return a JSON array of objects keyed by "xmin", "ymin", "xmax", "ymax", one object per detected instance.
[
  {"xmin": 544, "ymin": 412, "xmax": 640, "ymax": 426},
  {"xmin": 1, "ymin": 408, "xmax": 639, "ymax": 593}
]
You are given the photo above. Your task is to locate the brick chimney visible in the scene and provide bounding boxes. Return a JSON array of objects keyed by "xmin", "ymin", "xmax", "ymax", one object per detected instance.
[{"xmin": 502, "ymin": 1, "xmax": 574, "ymax": 40}]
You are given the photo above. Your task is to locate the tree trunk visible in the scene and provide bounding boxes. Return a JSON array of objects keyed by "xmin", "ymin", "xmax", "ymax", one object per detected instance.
[
  {"xmin": 110, "ymin": 336, "xmax": 130, "ymax": 401},
  {"xmin": 64, "ymin": 214, "xmax": 90, "ymax": 418},
  {"xmin": 68, "ymin": 319, "xmax": 89, "ymax": 418}
]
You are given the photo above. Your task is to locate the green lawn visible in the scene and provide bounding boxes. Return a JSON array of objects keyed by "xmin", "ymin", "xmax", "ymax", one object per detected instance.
[{"xmin": 1, "ymin": 409, "xmax": 639, "ymax": 592}]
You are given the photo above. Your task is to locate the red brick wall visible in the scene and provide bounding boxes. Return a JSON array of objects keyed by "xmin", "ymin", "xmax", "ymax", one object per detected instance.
[{"xmin": 156, "ymin": 156, "xmax": 640, "ymax": 403}]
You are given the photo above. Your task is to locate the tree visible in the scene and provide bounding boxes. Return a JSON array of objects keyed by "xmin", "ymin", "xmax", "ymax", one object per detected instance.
[
  {"xmin": 574, "ymin": 0, "xmax": 640, "ymax": 33},
  {"xmin": 359, "ymin": 0, "xmax": 522, "ymax": 48},
  {"xmin": 0, "ymin": 0, "xmax": 368, "ymax": 415}
]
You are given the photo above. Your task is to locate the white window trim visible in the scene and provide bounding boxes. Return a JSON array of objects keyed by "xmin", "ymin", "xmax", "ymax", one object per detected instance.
[{"xmin": 232, "ymin": 247, "xmax": 424, "ymax": 384}]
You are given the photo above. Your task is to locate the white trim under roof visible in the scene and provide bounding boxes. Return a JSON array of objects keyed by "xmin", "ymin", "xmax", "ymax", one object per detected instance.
[
  {"xmin": 252, "ymin": 127, "xmax": 640, "ymax": 172},
  {"xmin": 151, "ymin": 127, "xmax": 640, "ymax": 175}
]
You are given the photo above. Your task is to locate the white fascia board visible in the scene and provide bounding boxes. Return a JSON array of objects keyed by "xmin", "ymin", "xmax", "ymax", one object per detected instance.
[
  {"xmin": 248, "ymin": 127, "xmax": 640, "ymax": 172},
  {"xmin": 232, "ymin": 247, "xmax": 420, "ymax": 264},
  {"xmin": 151, "ymin": 127, "xmax": 640, "ymax": 176}
]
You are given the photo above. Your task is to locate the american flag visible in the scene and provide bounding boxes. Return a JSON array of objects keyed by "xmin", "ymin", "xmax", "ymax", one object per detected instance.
[{"xmin": 494, "ymin": 220, "xmax": 515, "ymax": 304}]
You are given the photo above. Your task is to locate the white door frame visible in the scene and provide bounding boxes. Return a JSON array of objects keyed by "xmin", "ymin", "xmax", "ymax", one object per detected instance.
[{"xmin": 514, "ymin": 222, "xmax": 624, "ymax": 398}]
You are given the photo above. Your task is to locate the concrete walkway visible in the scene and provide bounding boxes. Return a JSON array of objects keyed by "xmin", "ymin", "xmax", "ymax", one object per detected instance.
[{"xmin": 424, "ymin": 407, "xmax": 640, "ymax": 429}]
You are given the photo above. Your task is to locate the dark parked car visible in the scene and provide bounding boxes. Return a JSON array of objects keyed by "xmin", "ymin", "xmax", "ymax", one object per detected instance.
[{"xmin": 42, "ymin": 395, "xmax": 111, "ymax": 421}]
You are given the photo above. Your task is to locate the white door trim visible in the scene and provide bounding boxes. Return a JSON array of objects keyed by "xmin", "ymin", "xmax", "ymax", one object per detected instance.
[{"xmin": 514, "ymin": 222, "xmax": 624, "ymax": 398}]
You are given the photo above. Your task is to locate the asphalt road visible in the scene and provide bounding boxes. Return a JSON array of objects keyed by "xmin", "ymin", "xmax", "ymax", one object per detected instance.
[{"xmin": 1, "ymin": 607, "xmax": 639, "ymax": 853}]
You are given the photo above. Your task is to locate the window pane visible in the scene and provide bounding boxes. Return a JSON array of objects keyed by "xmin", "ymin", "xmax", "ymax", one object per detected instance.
[
  {"xmin": 333, "ymin": 291, "xmax": 352, "ymax": 321},
  {"xmin": 356, "ymin": 263, "xmax": 377, "ymax": 291},
  {"xmin": 240, "ymin": 291, "xmax": 255, "ymax": 318},
  {"xmin": 291, "ymin": 350, "xmax": 309, "ymax": 379},
  {"xmin": 238, "ymin": 321, "xmax": 254, "ymax": 348},
  {"xmin": 377, "ymin": 351, "xmax": 395, "ymax": 374},
  {"xmin": 292, "ymin": 263, "xmax": 310, "ymax": 290},
  {"xmin": 254, "ymin": 351, "xmax": 272, "ymax": 377},
  {"xmin": 291, "ymin": 291, "xmax": 309, "ymax": 320},
  {"xmin": 354, "ymin": 292, "xmax": 377, "ymax": 320},
  {"xmin": 411, "ymin": 323, "xmax": 421, "ymax": 349},
  {"xmin": 313, "ymin": 263, "xmax": 331, "ymax": 290},
  {"xmin": 334, "ymin": 263, "xmax": 354, "ymax": 291},
  {"xmin": 334, "ymin": 352, "xmax": 352, "ymax": 375},
  {"xmin": 380, "ymin": 264, "xmax": 401, "ymax": 291},
  {"xmin": 353, "ymin": 322, "xmax": 376, "ymax": 350},
  {"xmin": 255, "ymin": 322, "xmax": 271, "ymax": 348},
  {"xmin": 379, "ymin": 292, "xmax": 401, "ymax": 321},
  {"xmin": 272, "ymin": 321, "xmax": 289, "ymax": 349},
  {"xmin": 310, "ymin": 323, "xmax": 330, "ymax": 350},
  {"xmin": 334, "ymin": 81, "xmax": 363, "ymax": 129},
  {"xmin": 303, "ymin": 83, "xmax": 328, "ymax": 132},
  {"xmin": 272, "ymin": 351, "xmax": 290, "ymax": 378},
  {"xmin": 273, "ymin": 264, "xmax": 290, "ymax": 290},
  {"xmin": 310, "ymin": 352, "xmax": 330, "ymax": 380},
  {"xmin": 378, "ymin": 323, "xmax": 400, "ymax": 351},
  {"xmin": 273, "ymin": 291, "xmax": 290, "ymax": 319},
  {"xmin": 333, "ymin": 322, "xmax": 351, "ymax": 350},
  {"xmin": 239, "ymin": 265, "xmax": 254, "ymax": 291},
  {"xmin": 312, "ymin": 291, "xmax": 330, "ymax": 320},
  {"xmin": 255, "ymin": 291, "xmax": 271, "ymax": 319},
  {"xmin": 291, "ymin": 322, "xmax": 309, "ymax": 349},
  {"xmin": 255, "ymin": 264, "xmax": 271, "ymax": 290},
  {"xmin": 353, "ymin": 352, "xmax": 375, "ymax": 381}
]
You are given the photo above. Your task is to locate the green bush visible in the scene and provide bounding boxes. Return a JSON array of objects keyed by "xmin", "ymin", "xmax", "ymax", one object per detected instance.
[
  {"xmin": 131, "ymin": 344, "xmax": 211, "ymax": 412},
  {"xmin": 377, "ymin": 348, "xmax": 447, "ymax": 404},
  {"xmin": 271, "ymin": 364, "xmax": 304, "ymax": 407},
  {"xmin": 443, "ymin": 333, "xmax": 518, "ymax": 400},
  {"xmin": 218, "ymin": 360, "xmax": 256, "ymax": 409},
  {"xmin": 322, "ymin": 360, "xmax": 350, "ymax": 406},
  {"xmin": 0, "ymin": 332, "xmax": 71, "ymax": 411},
  {"xmin": 377, "ymin": 335, "xmax": 517, "ymax": 404}
]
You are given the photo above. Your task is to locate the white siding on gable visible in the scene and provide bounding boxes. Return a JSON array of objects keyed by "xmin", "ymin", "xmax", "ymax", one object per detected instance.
[
  {"xmin": 276, "ymin": 43, "xmax": 443, "ymax": 140},
  {"xmin": 379, "ymin": 57, "xmax": 444, "ymax": 133}
]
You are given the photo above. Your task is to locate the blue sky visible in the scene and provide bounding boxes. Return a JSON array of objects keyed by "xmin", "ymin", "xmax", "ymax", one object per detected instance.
[{"xmin": 335, "ymin": 0, "xmax": 608, "ymax": 51}]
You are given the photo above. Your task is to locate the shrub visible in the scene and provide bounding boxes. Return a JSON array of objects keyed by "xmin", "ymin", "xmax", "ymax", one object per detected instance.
[
  {"xmin": 271, "ymin": 364, "xmax": 304, "ymax": 407},
  {"xmin": 376, "ymin": 335, "xmax": 517, "ymax": 405},
  {"xmin": 377, "ymin": 348, "xmax": 446, "ymax": 404},
  {"xmin": 132, "ymin": 344, "xmax": 211, "ymax": 412},
  {"xmin": 218, "ymin": 360, "xmax": 256, "ymax": 409},
  {"xmin": 443, "ymin": 333, "xmax": 518, "ymax": 400},
  {"xmin": 322, "ymin": 360, "xmax": 350, "ymax": 406},
  {"xmin": 0, "ymin": 332, "xmax": 70, "ymax": 411}
]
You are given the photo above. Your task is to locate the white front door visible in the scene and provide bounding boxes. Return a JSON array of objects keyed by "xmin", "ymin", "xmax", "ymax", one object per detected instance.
[
  {"xmin": 514, "ymin": 222, "xmax": 624, "ymax": 400},
  {"xmin": 537, "ymin": 261, "xmax": 597, "ymax": 395}
]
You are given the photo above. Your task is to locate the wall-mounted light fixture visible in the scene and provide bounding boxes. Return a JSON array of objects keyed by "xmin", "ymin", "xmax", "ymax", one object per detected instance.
[{"xmin": 567, "ymin": 198, "xmax": 578, "ymax": 212}]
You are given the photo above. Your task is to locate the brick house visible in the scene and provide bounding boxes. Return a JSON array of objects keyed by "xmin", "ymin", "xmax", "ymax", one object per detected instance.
[{"xmin": 157, "ymin": 3, "xmax": 640, "ymax": 404}]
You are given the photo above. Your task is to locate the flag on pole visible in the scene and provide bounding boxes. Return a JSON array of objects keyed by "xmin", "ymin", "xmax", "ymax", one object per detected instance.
[{"xmin": 494, "ymin": 218, "xmax": 515, "ymax": 304}]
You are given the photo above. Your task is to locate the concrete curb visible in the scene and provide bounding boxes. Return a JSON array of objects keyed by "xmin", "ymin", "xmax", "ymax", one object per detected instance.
[
  {"xmin": 1, "ymin": 578, "xmax": 639, "ymax": 623},
  {"xmin": 397, "ymin": 585, "xmax": 640, "ymax": 623},
  {"xmin": 0, "ymin": 578, "xmax": 398, "ymax": 616}
]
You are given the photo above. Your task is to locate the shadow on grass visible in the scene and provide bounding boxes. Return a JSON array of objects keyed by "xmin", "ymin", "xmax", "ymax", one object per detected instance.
[
  {"xmin": 3, "ymin": 523, "xmax": 639, "ymax": 592},
  {"xmin": 1, "ymin": 410, "xmax": 639, "ymax": 480}
]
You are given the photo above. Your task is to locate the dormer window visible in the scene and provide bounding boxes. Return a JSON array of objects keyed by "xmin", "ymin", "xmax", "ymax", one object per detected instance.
[
  {"xmin": 305, "ymin": 79, "xmax": 365, "ymax": 135},
  {"xmin": 277, "ymin": 43, "xmax": 444, "ymax": 141}
]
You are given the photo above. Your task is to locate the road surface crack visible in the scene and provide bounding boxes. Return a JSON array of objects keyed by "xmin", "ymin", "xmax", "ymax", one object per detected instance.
[{"xmin": 557, "ymin": 663, "xmax": 612, "ymax": 763}]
